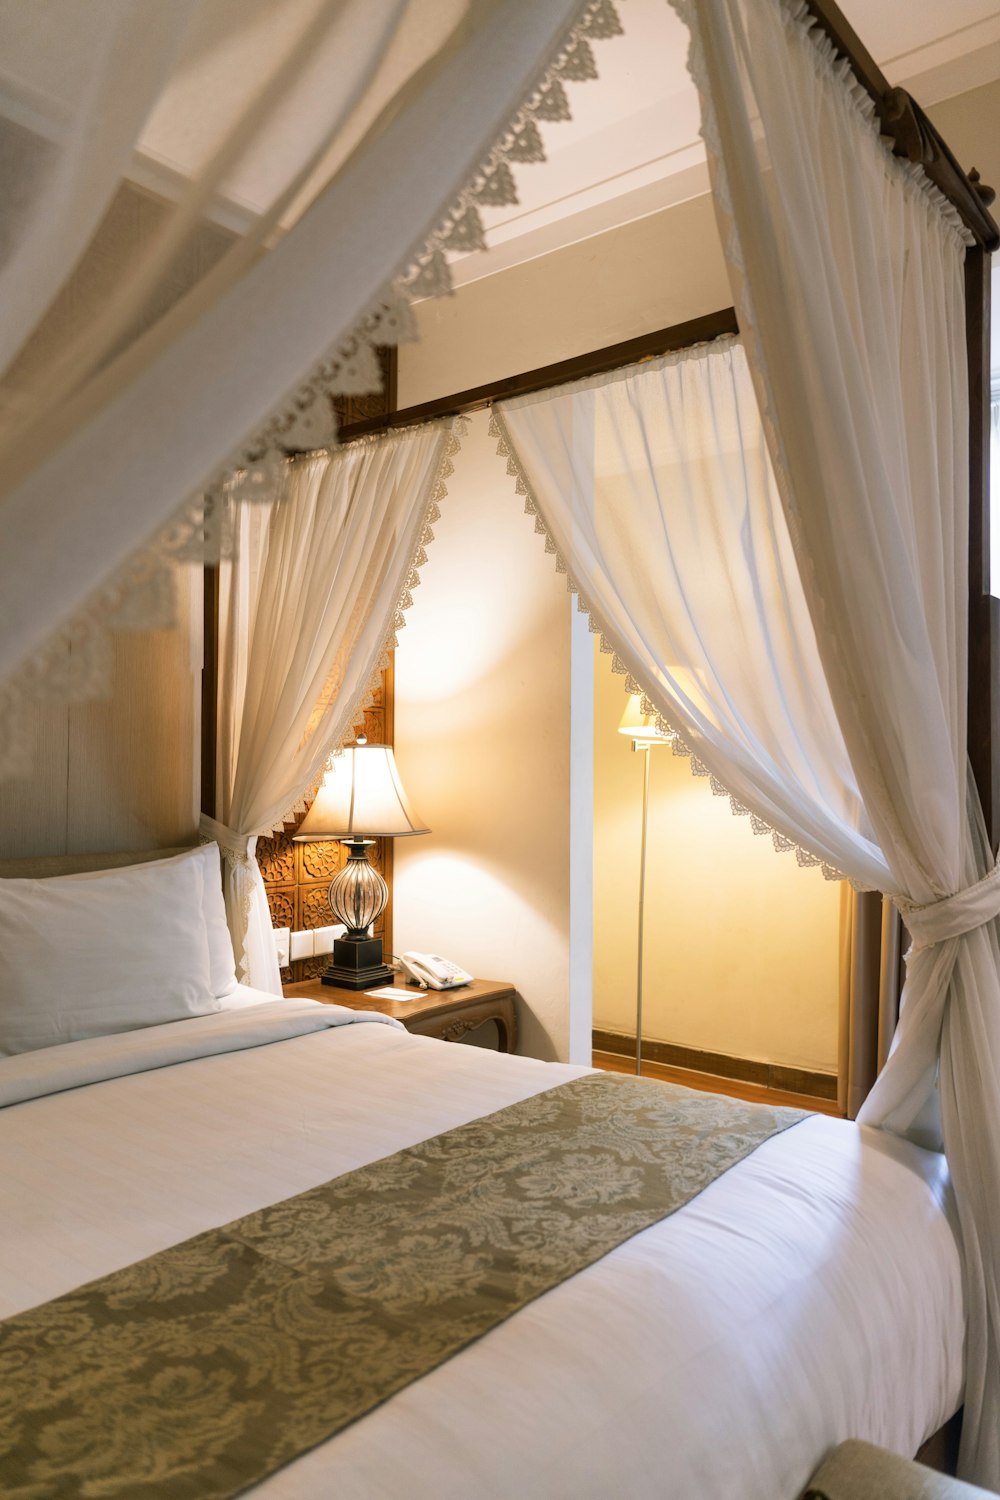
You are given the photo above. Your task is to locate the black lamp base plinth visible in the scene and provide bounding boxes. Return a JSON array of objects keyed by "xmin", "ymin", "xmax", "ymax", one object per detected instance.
[{"xmin": 320, "ymin": 934, "xmax": 394, "ymax": 991}]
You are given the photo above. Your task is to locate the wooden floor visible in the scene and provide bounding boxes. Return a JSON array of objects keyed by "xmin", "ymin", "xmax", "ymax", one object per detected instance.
[{"xmin": 592, "ymin": 1048, "xmax": 844, "ymax": 1117}]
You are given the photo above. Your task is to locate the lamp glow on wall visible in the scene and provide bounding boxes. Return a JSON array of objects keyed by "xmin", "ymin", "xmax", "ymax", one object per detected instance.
[
  {"xmin": 618, "ymin": 694, "xmax": 673, "ymax": 1075},
  {"xmin": 294, "ymin": 738, "xmax": 428, "ymax": 989}
]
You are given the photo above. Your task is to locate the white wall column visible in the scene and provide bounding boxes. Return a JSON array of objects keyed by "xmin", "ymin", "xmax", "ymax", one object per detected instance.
[{"xmin": 568, "ymin": 605, "xmax": 594, "ymax": 1064}]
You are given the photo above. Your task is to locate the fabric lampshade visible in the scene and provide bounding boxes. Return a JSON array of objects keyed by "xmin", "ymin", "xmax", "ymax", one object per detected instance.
[
  {"xmin": 617, "ymin": 694, "xmax": 672, "ymax": 743},
  {"xmin": 294, "ymin": 742, "xmax": 429, "ymax": 841}
]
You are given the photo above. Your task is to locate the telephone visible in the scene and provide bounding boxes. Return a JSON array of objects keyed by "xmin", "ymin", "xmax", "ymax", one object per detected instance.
[{"xmin": 398, "ymin": 951, "xmax": 472, "ymax": 990}]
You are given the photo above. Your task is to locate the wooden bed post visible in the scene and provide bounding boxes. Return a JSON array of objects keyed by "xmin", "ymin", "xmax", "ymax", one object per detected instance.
[
  {"xmin": 965, "ymin": 247, "xmax": 999, "ymax": 851},
  {"xmin": 804, "ymin": 0, "xmax": 1000, "ymax": 851},
  {"xmin": 200, "ymin": 564, "xmax": 220, "ymax": 822}
]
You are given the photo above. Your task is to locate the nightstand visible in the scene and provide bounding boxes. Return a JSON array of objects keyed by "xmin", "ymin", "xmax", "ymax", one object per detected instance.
[{"xmin": 283, "ymin": 975, "xmax": 518, "ymax": 1054}]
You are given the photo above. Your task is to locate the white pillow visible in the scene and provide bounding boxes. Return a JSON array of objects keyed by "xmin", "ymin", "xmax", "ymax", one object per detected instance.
[
  {"xmin": 145, "ymin": 845, "xmax": 239, "ymax": 999},
  {"xmin": 0, "ymin": 846, "xmax": 234, "ymax": 1056},
  {"xmin": 193, "ymin": 843, "xmax": 240, "ymax": 998},
  {"xmin": 30, "ymin": 844, "xmax": 239, "ymax": 1000}
]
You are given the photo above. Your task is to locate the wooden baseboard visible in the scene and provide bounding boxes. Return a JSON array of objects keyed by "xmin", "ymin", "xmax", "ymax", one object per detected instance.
[{"xmin": 592, "ymin": 1029, "xmax": 838, "ymax": 1103}]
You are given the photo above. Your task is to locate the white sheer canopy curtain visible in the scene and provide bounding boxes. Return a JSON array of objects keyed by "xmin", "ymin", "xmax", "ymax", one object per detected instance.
[
  {"xmin": 672, "ymin": 0, "xmax": 1000, "ymax": 1482},
  {"xmin": 0, "ymin": 0, "xmax": 617, "ymax": 776},
  {"xmin": 494, "ymin": 337, "xmax": 886, "ymax": 888},
  {"xmin": 204, "ymin": 420, "xmax": 459, "ymax": 994}
]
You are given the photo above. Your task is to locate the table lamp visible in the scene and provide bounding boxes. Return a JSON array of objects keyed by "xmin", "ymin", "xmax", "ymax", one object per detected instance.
[
  {"xmin": 618, "ymin": 694, "xmax": 672, "ymax": 1075},
  {"xmin": 294, "ymin": 737, "xmax": 429, "ymax": 989}
]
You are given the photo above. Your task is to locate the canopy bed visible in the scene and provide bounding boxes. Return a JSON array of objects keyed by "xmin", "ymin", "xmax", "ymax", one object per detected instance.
[
  {"xmin": 0, "ymin": 845, "xmax": 964, "ymax": 1498},
  {"xmin": 0, "ymin": 0, "xmax": 998, "ymax": 1494}
]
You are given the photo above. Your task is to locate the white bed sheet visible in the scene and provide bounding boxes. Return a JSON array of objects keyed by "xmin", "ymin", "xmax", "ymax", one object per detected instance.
[{"xmin": 0, "ymin": 999, "xmax": 964, "ymax": 1499}]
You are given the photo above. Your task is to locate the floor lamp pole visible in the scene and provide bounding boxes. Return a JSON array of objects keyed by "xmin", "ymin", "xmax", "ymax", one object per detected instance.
[
  {"xmin": 635, "ymin": 741, "xmax": 652, "ymax": 1077},
  {"xmin": 618, "ymin": 694, "xmax": 670, "ymax": 1079}
]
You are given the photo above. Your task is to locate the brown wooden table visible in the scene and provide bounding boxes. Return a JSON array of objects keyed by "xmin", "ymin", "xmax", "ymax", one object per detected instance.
[{"xmin": 283, "ymin": 976, "xmax": 518, "ymax": 1053}]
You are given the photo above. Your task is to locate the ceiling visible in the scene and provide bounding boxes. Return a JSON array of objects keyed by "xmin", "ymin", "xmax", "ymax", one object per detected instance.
[{"xmin": 452, "ymin": 0, "xmax": 1000, "ymax": 290}]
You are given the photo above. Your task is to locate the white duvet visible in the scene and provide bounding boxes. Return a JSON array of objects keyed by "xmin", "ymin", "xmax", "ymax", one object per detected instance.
[{"xmin": 0, "ymin": 996, "xmax": 964, "ymax": 1499}]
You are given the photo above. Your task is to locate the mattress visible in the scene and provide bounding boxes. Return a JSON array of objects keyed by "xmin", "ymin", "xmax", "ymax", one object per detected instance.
[{"xmin": 0, "ymin": 994, "xmax": 964, "ymax": 1499}]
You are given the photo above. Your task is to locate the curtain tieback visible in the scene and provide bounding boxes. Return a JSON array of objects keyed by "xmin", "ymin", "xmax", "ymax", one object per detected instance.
[
  {"xmin": 198, "ymin": 814, "xmax": 254, "ymax": 869},
  {"xmin": 898, "ymin": 862, "xmax": 1000, "ymax": 950}
]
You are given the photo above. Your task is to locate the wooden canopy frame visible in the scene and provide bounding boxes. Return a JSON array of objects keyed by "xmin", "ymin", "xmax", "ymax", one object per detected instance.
[
  {"xmin": 334, "ymin": 0, "xmax": 998, "ymax": 848},
  {"xmin": 205, "ymin": 0, "xmax": 997, "ymax": 850}
]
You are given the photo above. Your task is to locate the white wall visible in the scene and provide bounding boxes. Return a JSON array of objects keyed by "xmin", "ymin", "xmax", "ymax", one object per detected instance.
[{"xmin": 392, "ymin": 410, "xmax": 576, "ymax": 1060}]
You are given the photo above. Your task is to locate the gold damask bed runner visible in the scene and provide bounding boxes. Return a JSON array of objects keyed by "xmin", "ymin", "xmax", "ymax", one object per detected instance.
[{"xmin": 0, "ymin": 1074, "xmax": 805, "ymax": 1498}]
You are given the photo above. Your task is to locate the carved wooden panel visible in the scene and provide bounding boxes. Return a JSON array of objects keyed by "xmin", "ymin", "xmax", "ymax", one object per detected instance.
[
  {"xmin": 265, "ymin": 886, "xmax": 295, "ymax": 932},
  {"xmin": 258, "ymin": 659, "xmax": 394, "ymax": 986},
  {"xmin": 258, "ymin": 829, "xmax": 295, "ymax": 885}
]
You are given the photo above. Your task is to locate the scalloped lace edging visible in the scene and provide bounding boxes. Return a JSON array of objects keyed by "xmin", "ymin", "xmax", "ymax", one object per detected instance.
[
  {"xmin": 0, "ymin": 1, "xmax": 622, "ymax": 779},
  {"xmin": 398, "ymin": 0, "xmax": 624, "ymax": 302},
  {"xmin": 488, "ymin": 404, "xmax": 854, "ymax": 886},
  {"xmin": 0, "ymin": 487, "xmax": 236, "ymax": 777}
]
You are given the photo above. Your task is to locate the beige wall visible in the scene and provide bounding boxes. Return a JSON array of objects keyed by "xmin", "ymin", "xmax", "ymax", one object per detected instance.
[
  {"xmin": 927, "ymin": 80, "xmax": 1000, "ymax": 209},
  {"xmin": 392, "ymin": 409, "xmax": 578, "ymax": 1061},
  {"xmin": 593, "ymin": 644, "xmax": 841, "ymax": 1073},
  {"xmin": 398, "ymin": 191, "xmax": 730, "ymax": 406},
  {"xmin": 0, "ymin": 572, "xmax": 201, "ymax": 859}
]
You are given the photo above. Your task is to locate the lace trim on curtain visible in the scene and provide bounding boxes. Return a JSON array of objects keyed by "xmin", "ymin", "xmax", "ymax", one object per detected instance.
[
  {"xmin": 0, "ymin": 487, "xmax": 237, "ymax": 776},
  {"xmin": 664, "ymin": 0, "xmax": 961, "ymax": 869},
  {"xmin": 0, "ymin": 0, "xmax": 623, "ymax": 779},
  {"xmin": 488, "ymin": 401, "xmax": 846, "ymax": 883},
  {"xmin": 264, "ymin": 417, "xmax": 467, "ymax": 837},
  {"xmin": 398, "ymin": 0, "xmax": 625, "ymax": 303}
]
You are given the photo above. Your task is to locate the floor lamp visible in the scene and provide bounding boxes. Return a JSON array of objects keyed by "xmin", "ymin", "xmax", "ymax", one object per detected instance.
[{"xmin": 617, "ymin": 696, "xmax": 672, "ymax": 1076}]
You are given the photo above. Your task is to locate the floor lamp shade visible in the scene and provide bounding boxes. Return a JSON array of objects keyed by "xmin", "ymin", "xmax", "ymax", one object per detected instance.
[
  {"xmin": 617, "ymin": 693, "xmax": 672, "ymax": 744},
  {"xmin": 294, "ymin": 740, "xmax": 428, "ymax": 989}
]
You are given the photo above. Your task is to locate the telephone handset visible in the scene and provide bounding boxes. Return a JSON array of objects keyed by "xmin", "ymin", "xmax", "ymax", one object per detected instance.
[{"xmin": 399, "ymin": 951, "xmax": 472, "ymax": 990}]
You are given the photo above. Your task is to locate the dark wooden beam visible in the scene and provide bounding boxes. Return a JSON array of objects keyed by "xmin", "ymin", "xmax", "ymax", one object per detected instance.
[
  {"xmin": 338, "ymin": 307, "xmax": 739, "ymax": 441},
  {"xmin": 803, "ymin": 0, "xmax": 998, "ymax": 250},
  {"xmin": 965, "ymin": 248, "xmax": 1000, "ymax": 850}
]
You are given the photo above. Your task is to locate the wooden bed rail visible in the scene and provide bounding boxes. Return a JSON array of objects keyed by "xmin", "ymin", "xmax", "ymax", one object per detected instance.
[{"xmin": 336, "ymin": 308, "xmax": 741, "ymax": 441}]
